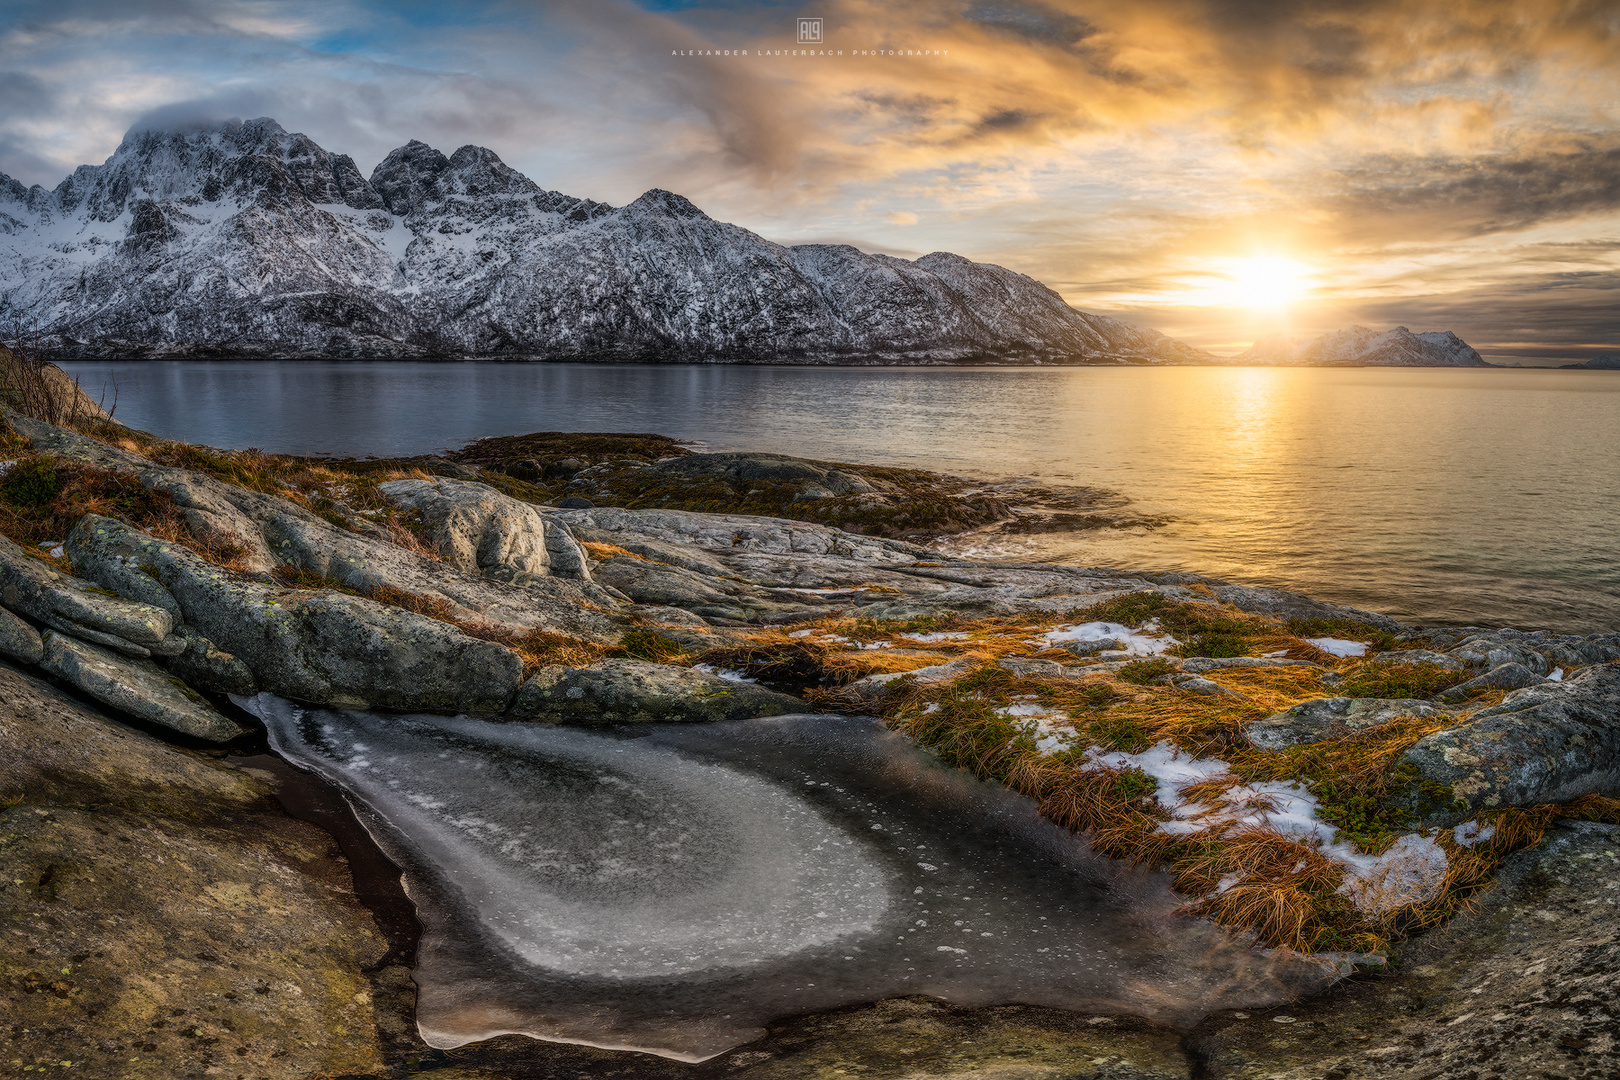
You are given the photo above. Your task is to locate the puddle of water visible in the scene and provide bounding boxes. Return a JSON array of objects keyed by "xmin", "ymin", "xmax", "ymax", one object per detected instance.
[{"xmin": 244, "ymin": 696, "xmax": 1337, "ymax": 1061}]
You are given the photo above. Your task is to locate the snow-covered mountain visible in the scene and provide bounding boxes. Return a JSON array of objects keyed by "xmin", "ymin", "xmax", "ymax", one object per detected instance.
[
  {"xmin": 1238, "ymin": 326, "xmax": 1488, "ymax": 367},
  {"xmin": 0, "ymin": 118, "xmax": 1212, "ymax": 364}
]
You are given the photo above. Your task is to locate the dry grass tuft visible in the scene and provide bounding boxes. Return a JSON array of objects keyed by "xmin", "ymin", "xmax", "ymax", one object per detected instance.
[
  {"xmin": 0, "ymin": 342, "xmax": 110, "ymax": 427},
  {"xmin": 452, "ymin": 623, "xmax": 611, "ymax": 676},
  {"xmin": 582, "ymin": 541, "xmax": 648, "ymax": 562}
]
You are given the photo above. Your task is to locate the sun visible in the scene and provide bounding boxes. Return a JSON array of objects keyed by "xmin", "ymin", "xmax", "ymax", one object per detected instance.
[{"xmin": 1225, "ymin": 256, "xmax": 1311, "ymax": 310}]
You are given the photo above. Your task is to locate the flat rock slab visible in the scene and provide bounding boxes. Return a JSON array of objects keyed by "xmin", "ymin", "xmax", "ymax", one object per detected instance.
[
  {"xmin": 1180, "ymin": 656, "xmax": 1320, "ymax": 673},
  {"xmin": 1245, "ymin": 697, "xmax": 1455, "ymax": 751},
  {"xmin": 1407, "ymin": 627, "xmax": 1620, "ymax": 673},
  {"xmin": 1403, "ymin": 662, "xmax": 1620, "ymax": 818},
  {"xmin": 853, "ymin": 657, "xmax": 979, "ymax": 692},
  {"xmin": 509, "ymin": 658, "xmax": 803, "ymax": 723},
  {"xmin": 38, "ymin": 630, "xmax": 246, "ymax": 741},
  {"xmin": 1370, "ymin": 648, "xmax": 1467, "ymax": 670},
  {"xmin": 0, "ymin": 662, "xmax": 388, "ymax": 1079}
]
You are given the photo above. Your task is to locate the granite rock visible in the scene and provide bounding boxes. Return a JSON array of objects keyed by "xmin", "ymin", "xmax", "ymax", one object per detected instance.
[
  {"xmin": 1245, "ymin": 697, "xmax": 1455, "ymax": 751},
  {"xmin": 508, "ymin": 658, "xmax": 802, "ymax": 724},
  {"xmin": 66, "ymin": 515, "xmax": 523, "ymax": 714},
  {"xmin": 37, "ymin": 630, "xmax": 246, "ymax": 742},
  {"xmin": 377, "ymin": 476, "xmax": 592, "ymax": 583},
  {"xmin": 1402, "ymin": 663, "xmax": 1620, "ymax": 819}
]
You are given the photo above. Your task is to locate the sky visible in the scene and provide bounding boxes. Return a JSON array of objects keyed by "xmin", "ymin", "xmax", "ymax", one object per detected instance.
[{"xmin": 0, "ymin": 0, "xmax": 1616, "ymax": 360}]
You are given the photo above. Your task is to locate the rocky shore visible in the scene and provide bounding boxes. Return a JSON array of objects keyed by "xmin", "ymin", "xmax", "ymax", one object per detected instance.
[{"xmin": 3, "ymin": 400, "xmax": 1618, "ymax": 1078}]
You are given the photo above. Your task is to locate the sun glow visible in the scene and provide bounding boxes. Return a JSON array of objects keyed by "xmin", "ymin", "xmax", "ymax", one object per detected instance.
[{"xmin": 1224, "ymin": 256, "xmax": 1312, "ymax": 310}]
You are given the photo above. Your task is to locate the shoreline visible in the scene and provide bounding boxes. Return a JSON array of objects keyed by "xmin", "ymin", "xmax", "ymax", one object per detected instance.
[
  {"xmin": 48, "ymin": 350, "xmax": 1589, "ymax": 368},
  {"xmin": 2, "ymin": 400, "xmax": 1619, "ymax": 1076}
]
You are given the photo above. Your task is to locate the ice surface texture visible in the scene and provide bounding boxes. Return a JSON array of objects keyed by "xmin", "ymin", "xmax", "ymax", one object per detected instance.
[{"xmin": 248, "ymin": 697, "xmax": 1334, "ymax": 1060}]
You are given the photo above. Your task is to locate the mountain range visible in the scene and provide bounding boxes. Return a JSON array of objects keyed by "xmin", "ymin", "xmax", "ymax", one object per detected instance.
[{"xmin": 0, "ymin": 117, "xmax": 1489, "ymax": 367}]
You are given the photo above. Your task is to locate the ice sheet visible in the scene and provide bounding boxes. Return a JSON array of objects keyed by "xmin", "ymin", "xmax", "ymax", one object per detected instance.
[{"xmin": 247, "ymin": 698, "xmax": 1340, "ymax": 1061}]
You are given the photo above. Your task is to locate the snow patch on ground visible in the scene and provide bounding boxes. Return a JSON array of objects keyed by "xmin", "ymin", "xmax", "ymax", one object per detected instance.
[
  {"xmin": 1453, "ymin": 820, "xmax": 1496, "ymax": 847},
  {"xmin": 1080, "ymin": 740, "xmax": 1451, "ymax": 914},
  {"xmin": 995, "ymin": 700, "xmax": 1076, "ymax": 754},
  {"xmin": 692, "ymin": 663, "xmax": 758, "ymax": 683},
  {"xmin": 1306, "ymin": 638, "xmax": 1368, "ymax": 657},
  {"xmin": 1037, "ymin": 620, "xmax": 1176, "ymax": 655}
]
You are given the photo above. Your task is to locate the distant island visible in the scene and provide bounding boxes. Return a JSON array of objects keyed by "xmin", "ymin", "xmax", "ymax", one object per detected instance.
[
  {"xmin": 1561, "ymin": 355, "xmax": 1620, "ymax": 370},
  {"xmin": 1234, "ymin": 325, "xmax": 1486, "ymax": 368},
  {"xmin": 0, "ymin": 118, "xmax": 1504, "ymax": 368}
]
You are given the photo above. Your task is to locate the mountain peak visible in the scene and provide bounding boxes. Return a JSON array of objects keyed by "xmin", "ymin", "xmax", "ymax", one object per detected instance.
[
  {"xmin": 370, "ymin": 140, "xmax": 452, "ymax": 215},
  {"xmin": 627, "ymin": 189, "xmax": 708, "ymax": 219}
]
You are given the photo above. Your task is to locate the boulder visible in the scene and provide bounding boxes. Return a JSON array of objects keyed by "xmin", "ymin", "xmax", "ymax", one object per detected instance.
[
  {"xmin": 376, "ymin": 476, "xmax": 592, "ymax": 583},
  {"xmin": 1446, "ymin": 635, "xmax": 1555, "ymax": 676},
  {"xmin": 0, "ymin": 531, "xmax": 174, "ymax": 647},
  {"xmin": 66, "ymin": 515, "xmax": 523, "ymax": 714},
  {"xmin": 163, "ymin": 624, "xmax": 258, "ymax": 696},
  {"xmin": 1437, "ymin": 661, "xmax": 1547, "ymax": 702},
  {"xmin": 1161, "ymin": 673, "xmax": 1242, "ymax": 697},
  {"xmin": 38, "ymin": 631, "xmax": 246, "ymax": 741},
  {"xmin": 1061, "ymin": 637, "xmax": 1123, "ymax": 656},
  {"xmin": 0, "ymin": 603, "xmax": 43, "ymax": 664},
  {"xmin": 1245, "ymin": 697, "xmax": 1455, "ymax": 751},
  {"xmin": 508, "ymin": 658, "xmax": 802, "ymax": 724},
  {"xmin": 1401, "ymin": 663, "xmax": 1620, "ymax": 819}
]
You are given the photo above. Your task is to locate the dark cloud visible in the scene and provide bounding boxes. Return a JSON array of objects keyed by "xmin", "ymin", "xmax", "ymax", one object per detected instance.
[
  {"xmin": 965, "ymin": 1, "xmax": 1094, "ymax": 47},
  {"xmin": 126, "ymin": 92, "xmax": 289, "ymax": 139},
  {"xmin": 1325, "ymin": 141, "xmax": 1620, "ymax": 240}
]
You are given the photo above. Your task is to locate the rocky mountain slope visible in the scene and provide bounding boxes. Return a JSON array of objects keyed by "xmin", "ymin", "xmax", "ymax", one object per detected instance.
[
  {"xmin": 0, "ymin": 118, "xmax": 1212, "ymax": 364},
  {"xmin": 1239, "ymin": 325, "xmax": 1489, "ymax": 367}
]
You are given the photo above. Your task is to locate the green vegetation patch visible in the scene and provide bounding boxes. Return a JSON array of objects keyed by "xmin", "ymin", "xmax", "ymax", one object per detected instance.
[
  {"xmin": 1073, "ymin": 591, "xmax": 1298, "ymax": 661},
  {"xmin": 618, "ymin": 629, "xmax": 689, "ymax": 662},
  {"xmin": 1285, "ymin": 616, "xmax": 1402, "ymax": 653},
  {"xmin": 1, "ymin": 453, "xmax": 60, "ymax": 507},
  {"xmin": 451, "ymin": 431, "xmax": 692, "ymax": 468},
  {"xmin": 1338, "ymin": 661, "xmax": 1465, "ymax": 700}
]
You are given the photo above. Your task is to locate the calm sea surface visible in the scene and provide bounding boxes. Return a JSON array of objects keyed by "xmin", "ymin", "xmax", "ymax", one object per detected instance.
[{"xmin": 57, "ymin": 361, "xmax": 1620, "ymax": 633}]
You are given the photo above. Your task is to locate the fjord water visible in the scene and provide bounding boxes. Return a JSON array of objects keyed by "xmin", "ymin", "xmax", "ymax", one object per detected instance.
[
  {"xmin": 249, "ymin": 698, "xmax": 1333, "ymax": 1060},
  {"xmin": 61, "ymin": 361, "xmax": 1620, "ymax": 631}
]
